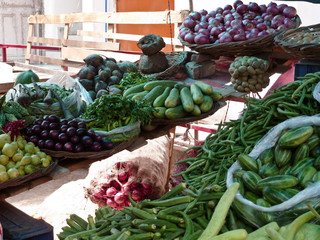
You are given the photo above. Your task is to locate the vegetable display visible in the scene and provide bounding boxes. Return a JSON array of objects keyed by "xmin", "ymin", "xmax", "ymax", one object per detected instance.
[
  {"xmin": 124, "ymin": 80, "xmax": 222, "ymax": 119},
  {"xmin": 229, "ymin": 56, "xmax": 270, "ymax": 93},
  {"xmin": 14, "ymin": 69, "xmax": 39, "ymax": 86},
  {"xmin": 22, "ymin": 115, "xmax": 114, "ymax": 153},
  {"xmin": 77, "ymin": 54, "xmax": 138, "ymax": 100},
  {"xmin": 81, "ymin": 94, "xmax": 154, "ymax": 131},
  {"xmin": 179, "ymin": 1, "xmax": 298, "ymax": 44}
]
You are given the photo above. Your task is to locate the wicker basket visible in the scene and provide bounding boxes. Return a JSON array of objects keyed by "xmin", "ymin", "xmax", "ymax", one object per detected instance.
[
  {"xmin": 0, "ymin": 159, "xmax": 58, "ymax": 190},
  {"xmin": 179, "ymin": 16, "xmax": 301, "ymax": 58},
  {"xmin": 274, "ymin": 23, "xmax": 320, "ymax": 61},
  {"xmin": 40, "ymin": 135, "xmax": 138, "ymax": 160},
  {"xmin": 138, "ymin": 51, "xmax": 189, "ymax": 79}
]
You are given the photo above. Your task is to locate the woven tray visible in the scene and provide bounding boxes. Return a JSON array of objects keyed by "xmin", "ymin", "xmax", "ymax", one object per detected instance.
[
  {"xmin": 179, "ymin": 16, "xmax": 301, "ymax": 58},
  {"xmin": 151, "ymin": 101, "xmax": 225, "ymax": 126},
  {"xmin": 0, "ymin": 159, "xmax": 58, "ymax": 190},
  {"xmin": 139, "ymin": 51, "xmax": 189, "ymax": 79},
  {"xmin": 275, "ymin": 23, "xmax": 320, "ymax": 61},
  {"xmin": 40, "ymin": 135, "xmax": 138, "ymax": 160}
]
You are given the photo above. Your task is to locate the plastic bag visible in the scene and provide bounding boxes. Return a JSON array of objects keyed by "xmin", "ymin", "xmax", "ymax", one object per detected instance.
[
  {"xmin": 226, "ymin": 115, "xmax": 320, "ymax": 226},
  {"xmin": 6, "ymin": 72, "xmax": 89, "ymax": 117}
]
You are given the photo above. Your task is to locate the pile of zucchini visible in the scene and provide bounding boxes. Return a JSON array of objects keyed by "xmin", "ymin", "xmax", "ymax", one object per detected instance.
[
  {"xmin": 123, "ymin": 80, "xmax": 222, "ymax": 119},
  {"xmin": 234, "ymin": 125, "xmax": 320, "ymax": 219}
]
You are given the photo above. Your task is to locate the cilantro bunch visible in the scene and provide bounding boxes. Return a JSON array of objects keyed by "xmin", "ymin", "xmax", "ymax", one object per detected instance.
[
  {"xmin": 118, "ymin": 72, "xmax": 155, "ymax": 91},
  {"xmin": 81, "ymin": 94, "xmax": 154, "ymax": 131}
]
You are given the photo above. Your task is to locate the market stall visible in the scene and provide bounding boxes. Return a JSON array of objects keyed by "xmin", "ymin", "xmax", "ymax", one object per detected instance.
[{"xmin": 1, "ymin": 0, "xmax": 320, "ymax": 239}]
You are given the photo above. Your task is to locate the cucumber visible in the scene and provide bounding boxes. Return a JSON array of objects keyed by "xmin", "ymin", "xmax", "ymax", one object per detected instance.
[
  {"xmin": 274, "ymin": 144, "xmax": 292, "ymax": 168},
  {"xmin": 125, "ymin": 92, "xmax": 139, "ymax": 99},
  {"xmin": 142, "ymin": 85, "xmax": 164, "ymax": 105},
  {"xmin": 194, "ymin": 81, "xmax": 213, "ymax": 95},
  {"xmin": 144, "ymin": 80, "xmax": 180, "ymax": 91},
  {"xmin": 238, "ymin": 153, "xmax": 258, "ymax": 172},
  {"xmin": 262, "ymin": 186, "xmax": 291, "ymax": 205},
  {"xmin": 306, "ymin": 134, "xmax": 320, "ymax": 150},
  {"xmin": 244, "ymin": 191, "xmax": 259, "ymax": 204},
  {"xmin": 279, "ymin": 125, "xmax": 314, "ymax": 148},
  {"xmin": 311, "ymin": 145, "xmax": 320, "ymax": 158},
  {"xmin": 259, "ymin": 148, "xmax": 275, "ymax": 165},
  {"xmin": 123, "ymin": 83, "xmax": 146, "ymax": 97},
  {"xmin": 165, "ymin": 88, "xmax": 180, "ymax": 108},
  {"xmin": 298, "ymin": 166, "xmax": 317, "ymax": 188},
  {"xmin": 153, "ymin": 87, "xmax": 172, "ymax": 107},
  {"xmin": 132, "ymin": 90, "xmax": 149, "ymax": 101},
  {"xmin": 190, "ymin": 83, "xmax": 204, "ymax": 104},
  {"xmin": 314, "ymin": 156, "xmax": 320, "ymax": 170},
  {"xmin": 153, "ymin": 107, "xmax": 167, "ymax": 119},
  {"xmin": 256, "ymin": 198, "xmax": 273, "ymax": 224},
  {"xmin": 233, "ymin": 169, "xmax": 246, "ymax": 178},
  {"xmin": 210, "ymin": 91, "xmax": 223, "ymax": 102},
  {"xmin": 242, "ymin": 171, "xmax": 262, "ymax": 194},
  {"xmin": 285, "ymin": 188, "xmax": 300, "ymax": 198},
  {"xmin": 293, "ymin": 143, "xmax": 310, "ymax": 165},
  {"xmin": 165, "ymin": 105, "xmax": 187, "ymax": 119},
  {"xmin": 200, "ymin": 95, "xmax": 214, "ymax": 113},
  {"xmin": 312, "ymin": 171, "xmax": 320, "ymax": 182},
  {"xmin": 259, "ymin": 163, "xmax": 279, "ymax": 178},
  {"xmin": 191, "ymin": 105, "xmax": 202, "ymax": 116},
  {"xmin": 256, "ymin": 175, "xmax": 299, "ymax": 190},
  {"xmin": 291, "ymin": 157, "xmax": 315, "ymax": 176},
  {"xmin": 279, "ymin": 165, "xmax": 293, "ymax": 175},
  {"xmin": 180, "ymin": 87, "xmax": 194, "ymax": 113}
]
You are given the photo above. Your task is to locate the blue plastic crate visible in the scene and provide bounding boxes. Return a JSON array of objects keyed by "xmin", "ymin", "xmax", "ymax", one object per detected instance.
[
  {"xmin": 0, "ymin": 200, "xmax": 53, "ymax": 240},
  {"xmin": 294, "ymin": 60, "xmax": 320, "ymax": 80}
]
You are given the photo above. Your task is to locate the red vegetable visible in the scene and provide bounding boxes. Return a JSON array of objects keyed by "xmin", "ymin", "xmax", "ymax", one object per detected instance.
[
  {"xmin": 106, "ymin": 187, "xmax": 118, "ymax": 198},
  {"xmin": 114, "ymin": 192, "xmax": 126, "ymax": 205},
  {"xmin": 283, "ymin": 6, "xmax": 297, "ymax": 18}
]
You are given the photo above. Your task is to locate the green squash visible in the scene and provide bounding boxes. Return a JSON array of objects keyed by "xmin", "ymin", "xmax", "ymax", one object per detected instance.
[
  {"xmin": 294, "ymin": 223, "xmax": 320, "ymax": 240},
  {"xmin": 14, "ymin": 69, "xmax": 40, "ymax": 86}
]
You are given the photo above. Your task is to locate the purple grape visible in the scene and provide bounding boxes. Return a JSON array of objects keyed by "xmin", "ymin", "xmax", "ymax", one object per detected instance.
[
  {"xmin": 37, "ymin": 139, "xmax": 45, "ymax": 148},
  {"xmin": 76, "ymin": 128, "xmax": 87, "ymax": 136},
  {"xmin": 55, "ymin": 142, "xmax": 64, "ymax": 151},
  {"xmin": 48, "ymin": 115, "xmax": 60, "ymax": 123},
  {"xmin": 29, "ymin": 135, "xmax": 39, "ymax": 145},
  {"xmin": 45, "ymin": 139, "xmax": 55, "ymax": 149},
  {"xmin": 33, "ymin": 118, "xmax": 43, "ymax": 125},
  {"xmin": 40, "ymin": 130, "xmax": 50, "ymax": 139},
  {"xmin": 25, "ymin": 127, "xmax": 34, "ymax": 137},
  {"xmin": 49, "ymin": 130, "xmax": 60, "ymax": 140},
  {"xmin": 82, "ymin": 136, "xmax": 93, "ymax": 147},
  {"xmin": 58, "ymin": 133, "xmax": 68, "ymax": 143},
  {"xmin": 74, "ymin": 144, "xmax": 84, "ymax": 153},
  {"xmin": 87, "ymin": 129, "xmax": 96, "ymax": 138},
  {"xmin": 49, "ymin": 122, "xmax": 59, "ymax": 130},
  {"xmin": 61, "ymin": 125, "xmax": 68, "ymax": 133},
  {"xmin": 67, "ymin": 120, "xmax": 78, "ymax": 128},
  {"xmin": 77, "ymin": 122, "xmax": 86, "ymax": 129},
  {"xmin": 91, "ymin": 142, "xmax": 102, "ymax": 152},
  {"xmin": 101, "ymin": 139, "xmax": 114, "ymax": 150},
  {"xmin": 66, "ymin": 127, "xmax": 77, "ymax": 137},
  {"xmin": 94, "ymin": 135, "xmax": 103, "ymax": 143},
  {"xmin": 41, "ymin": 120, "xmax": 50, "ymax": 130},
  {"xmin": 32, "ymin": 125, "xmax": 42, "ymax": 135},
  {"xmin": 63, "ymin": 142, "xmax": 74, "ymax": 152},
  {"xmin": 70, "ymin": 135, "xmax": 80, "ymax": 144},
  {"xmin": 60, "ymin": 119, "xmax": 68, "ymax": 126}
]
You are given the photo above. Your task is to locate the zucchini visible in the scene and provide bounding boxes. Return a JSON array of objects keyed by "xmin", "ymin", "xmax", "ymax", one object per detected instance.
[
  {"xmin": 262, "ymin": 186, "xmax": 291, "ymax": 205},
  {"xmin": 123, "ymin": 83, "xmax": 146, "ymax": 97},
  {"xmin": 165, "ymin": 88, "xmax": 180, "ymax": 108},
  {"xmin": 314, "ymin": 156, "xmax": 320, "ymax": 170},
  {"xmin": 311, "ymin": 145, "xmax": 320, "ymax": 158},
  {"xmin": 200, "ymin": 95, "xmax": 214, "ymax": 113},
  {"xmin": 297, "ymin": 166, "xmax": 317, "ymax": 188},
  {"xmin": 238, "ymin": 153, "xmax": 259, "ymax": 172},
  {"xmin": 274, "ymin": 144, "xmax": 292, "ymax": 168},
  {"xmin": 291, "ymin": 157, "xmax": 315, "ymax": 176},
  {"xmin": 132, "ymin": 91, "xmax": 149, "ymax": 101},
  {"xmin": 259, "ymin": 163, "xmax": 279, "ymax": 178},
  {"xmin": 242, "ymin": 171, "xmax": 262, "ymax": 194},
  {"xmin": 194, "ymin": 81, "xmax": 213, "ymax": 95},
  {"xmin": 306, "ymin": 134, "xmax": 320, "ymax": 150},
  {"xmin": 191, "ymin": 104, "xmax": 202, "ymax": 116},
  {"xmin": 180, "ymin": 87, "xmax": 194, "ymax": 112},
  {"xmin": 279, "ymin": 165, "xmax": 293, "ymax": 175},
  {"xmin": 244, "ymin": 191, "xmax": 259, "ymax": 204},
  {"xmin": 190, "ymin": 83, "xmax": 204, "ymax": 104},
  {"xmin": 165, "ymin": 105, "xmax": 187, "ymax": 119},
  {"xmin": 153, "ymin": 107, "xmax": 167, "ymax": 119},
  {"xmin": 144, "ymin": 80, "xmax": 180, "ymax": 91},
  {"xmin": 279, "ymin": 125, "xmax": 314, "ymax": 148},
  {"xmin": 142, "ymin": 85, "xmax": 164, "ymax": 105},
  {"xmin": 293, "ymin": 143, "xmax": 310, "ymax": 165},
  {"xmin": 284, "ymin": 188, "xmax": 300, "ymax": 198},
  {"xmin": 256, "ymin": 175, "xmax": 299, "ymax": 190},
  {"xmin": 210, "ymin": 91, "xmax": 223, "ymax": 102},
  {"xmin": 153, "ymin": 86, "xmax": 172, "ymax": 107},
  {"xmin": 312, "ymin": 171, "xmax": 320, "ymax": 182},
  {"xmin": 259, "ymin": 148, "xmax": 275, "ymax": 165}
]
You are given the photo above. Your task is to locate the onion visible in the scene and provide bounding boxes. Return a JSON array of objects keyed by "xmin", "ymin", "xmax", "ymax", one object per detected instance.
[
  {"xmin": 259, "ymin": 4, "xmax": 267, "ymax": 13},
  {"xmin": 233, "ymin": 33, "xmax": 246, "ymax": 42},
  {"xmin": 93, "ymin": 188, "xmax": 105, "ymax": 199},
  {"xmin": 215, "ymin": 15, "xmax": 224, "ymax": 23},
  {"xmin": 131, "ymin": 189, "xmax": 143, "ymax": 201},
  {"xmin": 208, "ymin": 18, "xmax": 221, "ymax": 27},
  {"xmin": 216, "ymin": 7, "xmax": 223, "ymax": 14},
  {"xmin": 184, "ymin": 32, "xmax": 195, "ymax": 43},
  {"xmin": 257, "ymin": 30, "xmax": 268, "ymax": 37},
  {"xmin": 118, "ymin": 171, "xmax": 128, "ymax": 182},
  {"xmin": 198, "ymin": 28, "xmax": 210, "ymax": 36},
  {"xmin": 224, "ymin": 4, "xmax": 232, "ymax": 11},
  {"xmin": 246, "ymin": 32, "xmax": 257, "ymax": 40},
  {"xmin": 242, "ymin": 19, "xmax": 254, "ymax": 31},
  {"xmin": 264, "ymin": 14, "xmax": 273, "ymax": 22},
  {"xmin": 266, "ymin": 6, "xmax": 279, "ymax": 15},
  {"xmin": 219, "ymin": 32, "xmax": 233, "ymax": 43},
  {"xmin": 194, "ymin": 34, "xmax": 209, "ymax": 44},
  {"xmin": 223, "ymin": 9, "xmax": 232, "ymax": 17},
  {"xmin": 224, "ymin": 13, "xmax": 234, "ymax": 22},
  {"xmin": 231, "ymin": 19, "xmax": 242, "ymax": 28},
  {"xmin": 236, "ymin": 4, "xmax": 248, "ymax": 14},
  {"xmin": 110, "ymin": 180, "xmax": 121, "ymax": 190},
  {"xmin": 284, "ymin": 18, "xmax": 294, "ymax": 28},
  {"xmin": 274, "ymin": 15, "xmax": 285, "ymax": 23},
  {"xmin": 233, "ymin": 0, "xmax": 243, "ymax": 9},
  {"xmin": 268, "ymin": 2, "xmax": 277, "ymax": 8},
  {"xmin": 283, "ymin": 6, "xmax": 297, "ymax": 18},
  {"xmin": 251, "ymin": 28, "xmax": 259, "ymax": 36},
  {"xmin": 210, "ymin": 27, "xmax": 222, "ymax": 36},
  {"xmin": 256, "ymin": 23, "xmax": 267, "ymax": 31},
  {"xmin": 106, "ymin": 198, "xmax": 118, "ymax": 208},
  {"xmin": 199, "ymin": 9, "xmax": 208, "ymax": 16},
  {"xmin": 183, "ymin": 19, "xmax": 196, "ymax": 29},
  {"xmin": 106, "ymin": 187, "xmax": 118, "ymax": 198},
  {"xmin": 189, "ymin": 11, "xmax": 201, "ymax": 21},
  {"xmin": 277, "ymin": 4, "xmax": 288, "ymax": 13},
  {"xmin": 208, "ymin": 10, "xmax": 216, "ymax": 17},
  {"xmin": 248, "ymin": 2, "xmax": 259, "ymax": 12}
]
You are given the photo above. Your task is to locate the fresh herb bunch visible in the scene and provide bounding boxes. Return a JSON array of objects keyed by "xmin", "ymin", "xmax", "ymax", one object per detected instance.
[
  {"xmin": 117, "ymin": 72, "xmax": 155, "ymax": 91},
  {"xmin": 81, "ymin": 94, "xmax": 154, "ymax": 131}
]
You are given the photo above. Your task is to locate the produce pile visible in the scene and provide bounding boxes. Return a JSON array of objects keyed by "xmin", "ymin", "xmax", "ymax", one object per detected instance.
[
  {"xmin": 229, "ymin": 56, "xmax": 270, "ymax": 93},
  {"xmin": 179, "ymin": 0, "xmax": 298, "ymax": 44},
  {"xmin": 123, "ymin": 80, "xmax": 222, "ymax": 120},
  {"xmin": 288, "ymin": 31, "xmax": 320, "ymax": 44}
]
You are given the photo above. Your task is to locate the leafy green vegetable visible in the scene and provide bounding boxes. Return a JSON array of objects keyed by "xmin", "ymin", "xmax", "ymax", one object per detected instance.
[
  {"xmin": 117, "ymin": 72, "xmax": 155, "ymax": 91},
  {"xmin": 81, "ymin": 94, "xmax": 154, "ymax": 131}
]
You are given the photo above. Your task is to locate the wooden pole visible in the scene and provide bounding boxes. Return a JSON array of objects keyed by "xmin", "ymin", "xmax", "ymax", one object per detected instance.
[{"xmin": 189, "ymin": 0, "xmax": 193, "ymax": 12}]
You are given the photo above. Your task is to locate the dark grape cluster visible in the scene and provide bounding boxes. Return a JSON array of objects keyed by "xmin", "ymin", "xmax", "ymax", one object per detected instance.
[{"xmin": 22, "ymin": 115, "xmax": 114, "ymax": 152}]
